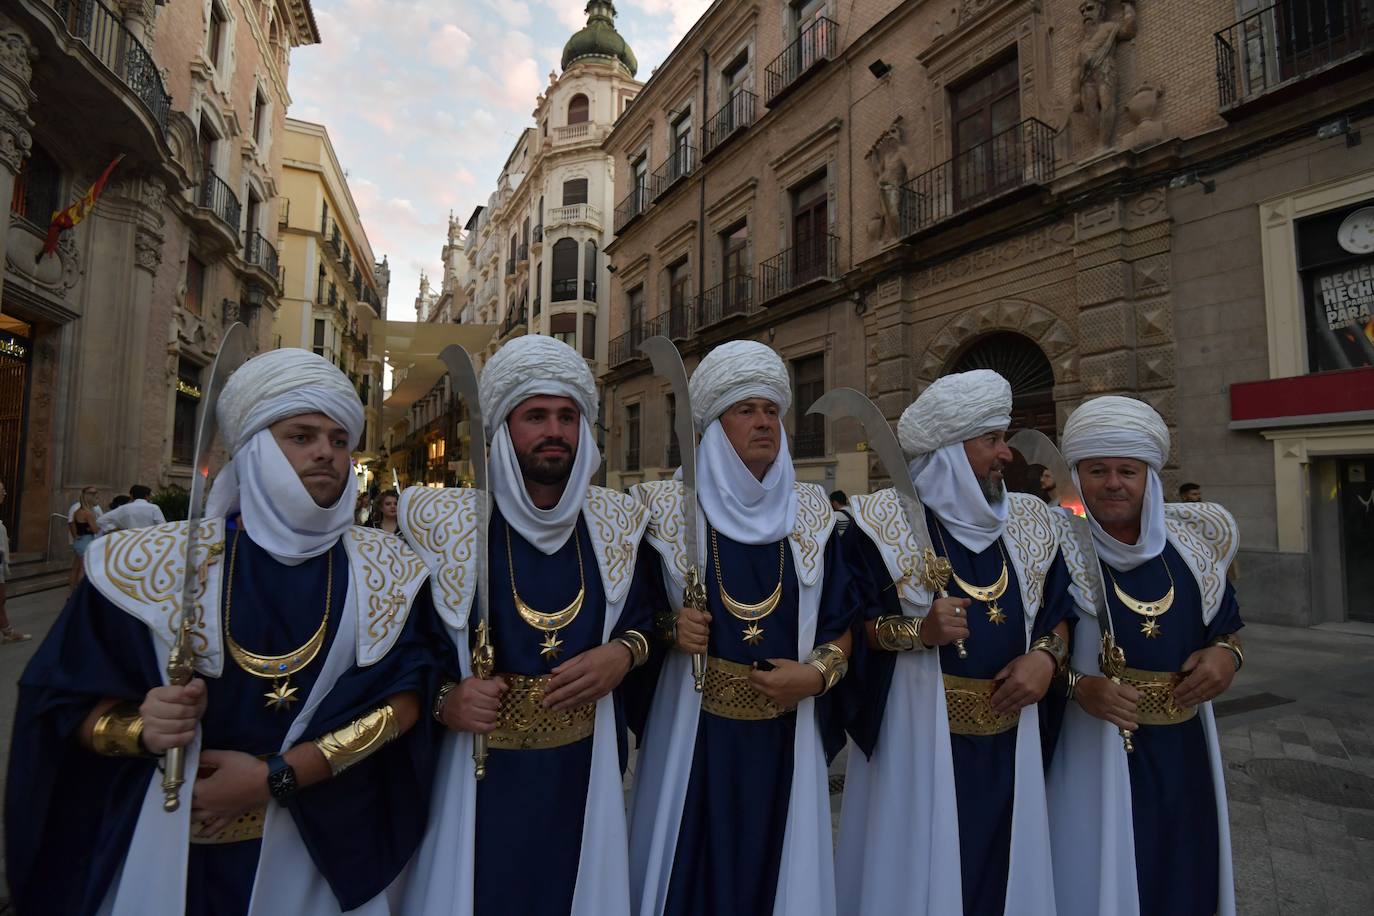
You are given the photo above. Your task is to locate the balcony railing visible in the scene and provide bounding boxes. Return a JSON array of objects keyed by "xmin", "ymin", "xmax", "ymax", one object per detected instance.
[
  {"xmin": 500, "ymin": 305, "xmax": 528, "ymax": 338},
  {"xmin": 609, "ymin": 319, "xmax": 658, "ymax": 367},
  {"xmin": 667, "ymin": 302, "xmax": 692, "ymax": 340},
  {"xmin": 1215, "ymin": 0, "xmax": 1373, "ymax": 110},
  {"xmin": 326, "ymin": 226, "xmax": 342, "ymax": 260},
  {"xmin": 697, "ymin": 275, "xmax": 754, "ymax": 328},
  {"xmin": 651, "ymin": 144, "xmax": 697, "ymax": 199},
  {"xmin": 533, "ymin": 295, "xmax": 542, "ymax": 316},
  {"xmin": 244, "ymin": 230, "xmax": 279, "ymax": 281},
  {"xmin": 614, "ymin": 186, "xmax": 650, "ymax": 233},
  {"xmin": 518, "ymin": 242, "xmax": 529, "ymax": 263},
  {"xmin": 758, "ymin": 235, "xmax": 837, "ymax": 303},
  {"xmin": 53, "ymin": 0, "xmax": 171, "ymax": 133},
  {"xmin": 552, "ymin": 278, "xmax": 578, "ymax": 302},
  {"xmin": 197, "ymin": 170, "xmax": 241, "ymax": 232},
  {"xmin": 703, "ymin": 90, "xmax": 757, "ymax": 156},
  {"xmin": 899, "ymin": 118, "xmax": 1055, "ymax": 238},
  {"xmin": 765, "ymin": 16, "xmax": 837, "ymax": 105},
  {"xmin": 584, "ymin": 279, "xmax": 597, "ymax": 301},
  {"xmin": 547, "ymin": 204, "xmax": 602, "ymax": 229}
]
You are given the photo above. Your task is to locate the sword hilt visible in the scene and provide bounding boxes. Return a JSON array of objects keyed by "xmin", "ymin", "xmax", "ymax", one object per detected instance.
[
  {"xmin": 1100, "ymin": 632, "xmax": 1134, "ymax": 754},
  {"xmin": 922, "ymin": 551, "xmax": 966, "ymax": 659},
  {"xmin": 471, "ymin": 620, "xmax": 494, "ymax": 780},
  {"xmin": 685, "ymin": 569, "xmax": 708, "ymax": 693}
]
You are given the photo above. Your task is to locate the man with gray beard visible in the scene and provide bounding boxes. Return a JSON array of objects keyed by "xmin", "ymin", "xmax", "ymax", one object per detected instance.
[{"xmin": 836, "ymin": 369, "xmax": 1076, "ymax": 916}]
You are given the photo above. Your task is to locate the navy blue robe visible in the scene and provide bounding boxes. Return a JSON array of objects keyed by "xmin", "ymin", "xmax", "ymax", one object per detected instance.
[
  {"xmin": 4, "ymin": 521, "xmax": 441, "ymax": 916},
  {"xmin": 659, "ymin": 528, "xmax": 854, "ymax": 916},
  {"xmin": 844, "ymin": 509, "xmax": 1075, "ymax": 916},
  {"xmin": 469, "ymin": 504, "xmax": 663, "ymax": 916},
  {"xmin": 1104, "ymin": 543, "xmax": 1242, "ymax": 916}
]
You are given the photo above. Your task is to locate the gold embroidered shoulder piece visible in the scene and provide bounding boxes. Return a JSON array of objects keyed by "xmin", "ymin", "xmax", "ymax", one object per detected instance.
[
  {"xmin": 790, "ymin": 483, "xmax": 834, "ymax": 587},
  {"xmin": 634, "ymin": 479, "xmax": 690, "ymax": 585},
  {"xmin": 1051, "ymin": 512, "xmax": 1106, "ymax": 617},
  {"xmin": 82, "ymin": 519, "xmax": 227, "ymax": 676},
  {"xmin": 847, "ymin": 488, "xmax": 929, "ymax": 607},
  {"xmin": 583, "ymin": 486, "xmax": 649, "ymax": 606},
  {"xmin": 343, "ymin": 527, "xmax": 431, "ymax": 666},
  {"xmin": 399, "ymin": 486, "xmax": 480, "ymax": 630},
  {"xmin": 1004, "ymin": 492, "xmax": 1059, "ymax": 613},
  {"xmin": 1164, "ymin": 502, "xmax": 1239, "ymax": 622}
]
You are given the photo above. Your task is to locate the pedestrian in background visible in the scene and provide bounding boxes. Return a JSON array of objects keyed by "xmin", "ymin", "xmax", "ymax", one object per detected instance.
[
  {"xmin": 67, "ymin": 487, "xmax": 100, "ymax": 587},
  {"xmin": 830, "ymin": 489, "xmax": 852, "ymax": 535},
  {"xmin": 369, "ymin": 488, "xmax": 403, "ymax": 542},
  {"xmin": 0, "ymin": 481, "xmax": 30, "ymax": 644},
  {"xmin": 96, "ymin": 484, "xmax": 166, "ymax": 533}
]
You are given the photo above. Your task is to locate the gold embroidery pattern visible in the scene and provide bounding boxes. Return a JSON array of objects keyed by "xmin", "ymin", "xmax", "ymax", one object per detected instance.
[
  {"xmin": 849, "ymin": 489, "xmax": 925, "ymax": 607},
  {"xmin": 1051, "ymin": 513, "xmax": 1105, "ymax": 614},
  {"xmin": 100, "ymin": 520, "xmax": 224, "ymax": 659},
  {"xmin": 402, "ymin": 488, "xmax": 479, "ymax": 621},
  {"xmin": 346, "ymin": 527, "xmax": 428, "ymax": 649},
  {"xmin": 1164, "ymin": 503, "xmax": 1238, "ymax": 617},
  {"xmin": 635, "ymin": 480, "xmax": 690, "ymax": 582},
  {"xmin": 790, "ymin": 484, "xmax": 832, "ymax": 587},
  {"xmin": 583, "ymin": 486, "xmax": 647, "ymax": 602},
  {"xmin": 1004, "ymin": 493, "xmax": 1057, "ymax": 611}
]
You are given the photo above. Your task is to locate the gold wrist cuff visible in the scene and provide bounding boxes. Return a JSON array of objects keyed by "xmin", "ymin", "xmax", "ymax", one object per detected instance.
[
  {"xmin": 1030, "ymin": 633, "xmax": 1069, "ymax": 672},
  {"xmin": 432, "ymin": 680, "xmax": 458, "ymax": 724},
  {"xmin": 314, "ymin": 704, "xmax": 400, "ymax": 776},
  {"xmin": 91, "ymin": 702, "xmax": 148, "ymax": 757},
  {"xmin": 1063, "ymin": 667, "xmax": 1084, "ymax": 703},
  {"xmin": 803, "ymin": 642, "xmax": 849, "ymax": 695},
  {"xmin": 613, "ymin": 630, "xmax": 651, "ymax": 669},
  {"xmin": 874, "ymin": 614, "xmax": 925, "ymax": 652},
  {"xmin": 653, "ymin": 611, "xmax": 679, "ymax": 645},
  {"xmin": 1209, "ymin": 633, "xmax": 1244, "ymax": 672}
]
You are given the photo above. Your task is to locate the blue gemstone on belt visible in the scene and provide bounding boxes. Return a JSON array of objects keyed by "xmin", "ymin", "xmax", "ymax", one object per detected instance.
[{"xmin": 279, "ymin": 663, "xmax": 288, "ymax": 671}]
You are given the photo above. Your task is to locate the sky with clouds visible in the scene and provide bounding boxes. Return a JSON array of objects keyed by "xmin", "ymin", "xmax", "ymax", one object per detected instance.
[{"xmin": 286, "ymin": 0, "xmax": 710, "ymax": 317}]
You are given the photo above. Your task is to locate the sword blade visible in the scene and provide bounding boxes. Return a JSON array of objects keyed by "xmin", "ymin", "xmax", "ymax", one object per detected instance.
[
  {"xmin": 638, "ymin": 336, "xmax": 701, "ymax": 572},
  {"xmin": 438, "ymin": 345, "xmax": 489, "ymax": 632}
]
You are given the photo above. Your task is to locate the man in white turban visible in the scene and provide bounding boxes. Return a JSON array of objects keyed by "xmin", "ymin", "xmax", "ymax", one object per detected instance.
[
  {"xmin": 835, "ymin": 368, "xmax": 1075, "ymax": 916},
  {"xmin": 626, "ymin": 339, "xmax": 854, "ymax": 916},
  {"xmin": 397, "ymin": 334, "xmax": 661, "ymax": 916},
  {"xmin": 6, "ymin": 348, "xmax": 441, "ymax": 916},
  {"xmin": 1047, "ymin": 395, "xmax": 1242, "ymax": 916}
]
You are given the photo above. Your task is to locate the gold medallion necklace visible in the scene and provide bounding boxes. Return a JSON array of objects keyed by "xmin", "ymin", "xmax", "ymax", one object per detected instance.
[
  {"xmin": 710, "ymin": 527, "xmax": 785, "ymax": 646},
  {"xmin": 507, "ymin": 523, "xmax": 585, "ymax": 661},
  {"xmin": 224, "ymin": 529, "xmax": 332, "ymax": 712},
  {"xmin": 1106, "ymin": 558, "xmax": 1175, "ymax": 639},
  {"xmin": 935, "ymin": 524, "xmax": 1010, "ymax": 624}
]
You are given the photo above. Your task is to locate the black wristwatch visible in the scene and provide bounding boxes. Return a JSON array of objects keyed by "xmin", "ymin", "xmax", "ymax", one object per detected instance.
[{"xmin": 266, "ymin": 754, "xmax": 299, "ymax": 805}]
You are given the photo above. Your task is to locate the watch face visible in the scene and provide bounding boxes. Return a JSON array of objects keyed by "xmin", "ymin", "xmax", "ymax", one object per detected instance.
[{"xmin": 1338, "ymin": 207, "xmax": 1374, "ymax": 255}]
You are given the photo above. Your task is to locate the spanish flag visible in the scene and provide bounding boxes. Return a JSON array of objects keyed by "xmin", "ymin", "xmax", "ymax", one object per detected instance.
[{"xmin": 39, "ymin": 154, "xmax": 124, "ymax": 260}]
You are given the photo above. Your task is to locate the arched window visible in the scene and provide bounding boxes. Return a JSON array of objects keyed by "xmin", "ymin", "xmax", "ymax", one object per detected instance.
[
  {"xmin": 951, "ymin": 331, "xmax": 1056, "ymax": 493},
  {"xmin": 583, "ymin": 240, "xmax": 597, "ymax": 301},
  {"xmin": 552, "ymin": 238, "xmax": 578, "ymax": 301},
  {"xmin": 567, "ymin": 94, "xmax": 590, "ymax": 124}
]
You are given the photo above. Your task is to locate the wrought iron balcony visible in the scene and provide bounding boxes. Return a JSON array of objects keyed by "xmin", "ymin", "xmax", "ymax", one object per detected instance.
[
  {"xmin": 697, "ymin": 276, "xmax": 754, "ymax": 328},
  {"xmin": 518, "ymin": 242, "xmax": 529, "ymax": 263},
  {"xmin": 667, "ymin": 303, "xmax": 693, "ymax": 340},
  {"xmin": 614, "ymin": 186, "xmax": 650, "ymax": 233},
  {"xmin": 53, "ymin": 0, "xmax": 171, "ymax": 133},
  {"xmin": 547, "ymin": 204, "xmax": 602, "ymax": 230},
  {"xmin": 898, "ymin": 118, "xmax": 1055, "ymax": 239},
  {"xmin": 703, "ymin": 90, "xmax": 757, "ymax": 157},
  {"xmin": 326, "ymin": 226, "xmax": 342, "ymax": 261},
  {"xmin": 651, "ymin": 145, "xmax": 697, "ymax": 199},
  {"xmin": 758, "ymin": 235, "xmax": 837, "ymax": 303},
  {"xmin": 1215, "ymin": 0, "xmax": 1373, "ymax": 112},
  {"xmin": 609, "ymin": 318, "xmax": 659, "ymax": 368},
  {"xmin": 500, "ymin": 304, "xmax": 528, "ymax": 339},
  {"xmin": 765, "ymin": 16, "xmax": 837, "ymax": 106},
  {"xmin": 243, "ymin": 230, "xmax": 279, "ymax": 283},
  {"xmin": 196, "ymin": 171, "xmax": 241, "ymax": 233}
]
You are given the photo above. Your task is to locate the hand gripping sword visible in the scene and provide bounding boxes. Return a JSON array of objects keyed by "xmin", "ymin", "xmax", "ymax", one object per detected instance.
[
  {"xmin": 163, "ymin": 322, "xmax": 251, "ymax": 812},
  {"xmin": 1008, "ymin": 429, "xmax": 1133, "ymax": 754},
  {"xmin": 639, "ymin": 336, "xmax": 707, "ymax": 691},
  {"xmin": 809, "ymin": 389, "xmax": 967, "ymax": 659},
  {"xmin": 438, "ymin": 344, "xmax": 494, "ymax": 779}
]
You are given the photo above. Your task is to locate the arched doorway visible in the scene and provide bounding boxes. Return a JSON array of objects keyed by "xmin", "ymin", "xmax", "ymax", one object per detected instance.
[{"xmin": 950, "ymin": 331, "xmax": 1057, "ymax": 495}]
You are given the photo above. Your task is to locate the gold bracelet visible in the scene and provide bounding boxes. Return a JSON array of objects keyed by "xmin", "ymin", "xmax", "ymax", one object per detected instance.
[
  {"xmin": 653, "ymin": 611, "xmax": 679, "ymax": 645},
  {"xmin": 874, "ymin": 615, "xmax": 926, "ymax": 652},
  {"xmin": 91, "ymin": 702, "xmax": 148, "ymax": 757},
  {"xmin": 803, "ymin": 642, "xmax": 849, "ymax": 695},
  {"xmin": 1063, "ymin": 667, "xmax": 1084, "ymax": 703},
  {"xmin": 613, "ymin": 630, "xmax": 651, "ymax": 669},
  {"xmin": 1030, "ymin": 633, "xmax": 1069, "ymax": 673},
  {"xmin": 1209, "ymin": 633, "xmax": 1244, "ymax": 672},
  {"xmin": 432, "ymin": 680, "xmax": 458, "ymax": 724},
  {"xmin": 314, "ymin": 704, "xmax": 401, "ymax": 776}
]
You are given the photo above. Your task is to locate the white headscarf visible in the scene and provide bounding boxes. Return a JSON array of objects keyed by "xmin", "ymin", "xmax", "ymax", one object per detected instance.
[
  {"xmin": 1061, "ymin": 395, "xmax": 1170, "ymax": 572},
  {"xmin": 899, "ymin": 370, "xmax": 1013, "ymax": 553},
  {"xmin": 480, "ymin": 336, "xmax": 601, "ymax": 554},
  {"xmin": 689, "ymin": 341, "xmax": 797, "ymax": 545},
  {"xmin": 206, "ymin": 348, "xmax": 364, "ymax": 564}
]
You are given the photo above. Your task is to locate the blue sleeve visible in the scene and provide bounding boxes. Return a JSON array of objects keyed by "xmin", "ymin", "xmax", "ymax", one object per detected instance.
[
  {"xmin": 836, "ymin": 524, "xmax": 901, "ymax": 759},
  {"xmin": 618, "ymin": 545, "xmax": 671, "ymax": 746},
  {"xmin": 1034, "ymin": 551, "xmax": 1078, "ymax": 770},
  {"xmin": 815, "ymin": 533, "xmax": 860, "ymax": 762},
  {"xmin": 1205, "ymin": 580, "xmax": 1243, "ymax": 640}
]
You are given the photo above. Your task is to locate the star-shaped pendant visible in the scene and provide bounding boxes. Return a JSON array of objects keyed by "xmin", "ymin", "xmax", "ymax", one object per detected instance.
[
  {"xmin": 1141, "ymin": 618, "xmax": 1161, "ymax": 639},
  {"xmin": 986, "ymin": 603, "xmax": 1007, "ymax": 625},
  {"xmin": 539, "ymin": 631, "xmax": 564, "ymax": 661},
  {"xmin": 264, "ymin": 678, "xmax": 300, "ymax": 711},
  {"xmin": 742, "ymin": 623, "xmax": 765, "ymax": 646}
]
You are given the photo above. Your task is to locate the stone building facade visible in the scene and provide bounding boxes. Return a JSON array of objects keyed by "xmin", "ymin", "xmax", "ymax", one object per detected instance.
[
  {"xmin": 0, "ymin": 0, "xmax": 317, "ymax": 555},
  {"xmin": 601, "ymin": 0, "xmax": 1374, "ymax": 625}
]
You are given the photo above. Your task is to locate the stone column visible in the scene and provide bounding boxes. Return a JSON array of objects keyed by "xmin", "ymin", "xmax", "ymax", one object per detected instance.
[{"xmin": 0, "ymin": 18, "xmax": 37, "ymax": 312}]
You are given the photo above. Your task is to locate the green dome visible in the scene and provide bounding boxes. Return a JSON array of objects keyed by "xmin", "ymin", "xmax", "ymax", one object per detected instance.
[{"xmin": 561, "ymin": 1, "xmax": 637, "ymax": 76}]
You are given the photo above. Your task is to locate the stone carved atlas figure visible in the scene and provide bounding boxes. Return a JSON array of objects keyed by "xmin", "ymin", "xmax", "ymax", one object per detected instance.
[{"xmin": 1071, "ymin": 0, "xmax": 1137, "ymax": 150}]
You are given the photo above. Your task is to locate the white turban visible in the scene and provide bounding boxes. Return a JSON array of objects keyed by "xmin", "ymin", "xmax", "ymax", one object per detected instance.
[
  {"xmin": 480, "ymin": 335, "xmax": 602, "ymax": 556},
  {"xmin": 898, "ymin": 369, "xmax": 1012, "ymax": 458},
  {"xmin": 217, "ymin": 348, "xmax": 364, "ymax": 454},
  {"xmin": 479, "ymin": 335, "xmax": 598, "ymax": 437},
  {"xmin": 1061, "ymin": 396, "xmax": 1170, "ymax": 571},
  {"xmin": 207, "ymin": 348, "xmax": 363, "ymax": 563},
  {"xmin": 688, "ymin": 340, "xmax": 791, "ymax": 433}
]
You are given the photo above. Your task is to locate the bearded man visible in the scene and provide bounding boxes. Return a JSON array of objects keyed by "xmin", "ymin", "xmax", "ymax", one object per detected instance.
[
  {"xmin": 836, "ymin": 369, "xmax": 1075, "ymax": 916},
  {"xmin": 6, "ymin": 349, "xmax": 439, "ymax": 916},
  {"xmin": 1047, "ymin": 396, "xmax": 1241, "ymax": 916},
  {"xmin": 399, "ymin": 335, "xmax": 663, "ymax": 916}
]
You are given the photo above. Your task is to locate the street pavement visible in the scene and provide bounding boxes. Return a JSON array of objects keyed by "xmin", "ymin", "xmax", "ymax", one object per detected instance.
[{"xmin": 2, "ymin": 585, "xmax": 1373, "ymax": 913}]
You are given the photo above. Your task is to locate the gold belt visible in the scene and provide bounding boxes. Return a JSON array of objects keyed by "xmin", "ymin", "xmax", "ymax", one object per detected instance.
[
  {"xmin": 1121, "ymin": 666, "xmax": 1197, "ymax": 726},
  {"xmin": 701, "ymin": 656, "xmax": 789, "ymax": 721},
  {"xmin": 190, "ymin": 806, "xmax": 266, "ymax": 845},
  {"xmin": 489, "ymin": 672, "xmax": 596, "ymax": 750},
  {"xmin": 943, "ymin": 674, "xmax": 1019, "ymax": 736}
]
